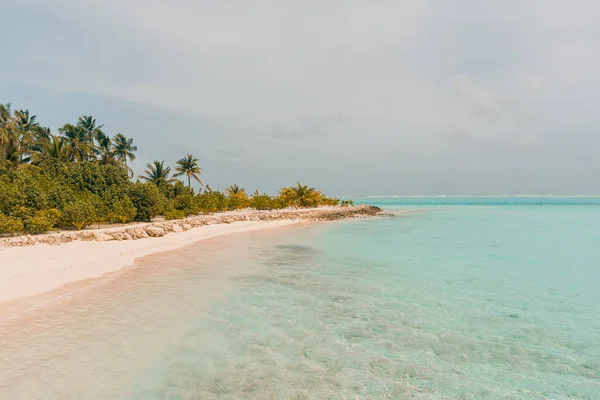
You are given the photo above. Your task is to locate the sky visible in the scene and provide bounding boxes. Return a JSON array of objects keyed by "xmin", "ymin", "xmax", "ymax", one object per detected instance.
[{"xmin": 1, "ymin": 0, "xmax": 599, "ymax": 195}]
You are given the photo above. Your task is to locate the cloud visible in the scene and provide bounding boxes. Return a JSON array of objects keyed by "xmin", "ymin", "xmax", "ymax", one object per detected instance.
[
  {"xmin": 2, "ymin": 0, "xmax": 600, "ymax": 194},
  {"xmin": 452, "ymin": 74, "xmax": 498, "ymax": 115}
]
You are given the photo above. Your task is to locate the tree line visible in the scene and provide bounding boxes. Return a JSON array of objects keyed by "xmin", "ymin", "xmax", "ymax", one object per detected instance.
[{"xmin": 0, "ymin": 103, "xmax": 351, "ymax": 235}]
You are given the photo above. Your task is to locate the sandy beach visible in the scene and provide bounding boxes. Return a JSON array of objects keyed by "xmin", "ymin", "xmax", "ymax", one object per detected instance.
[{"xmin": 0, "ymin": 205, "xmax": 381, "ymax": 307}]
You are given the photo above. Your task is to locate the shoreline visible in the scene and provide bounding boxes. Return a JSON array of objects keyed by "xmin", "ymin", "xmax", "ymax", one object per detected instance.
[{"xmin": 0, "ymin": 205, "xmax": 381, "ymax": 309}]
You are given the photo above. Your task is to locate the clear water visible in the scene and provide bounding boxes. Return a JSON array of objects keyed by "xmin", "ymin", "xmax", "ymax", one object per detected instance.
[{"xmin": 1, "ymin": 198, "xmax": 599, "ymax": 399}]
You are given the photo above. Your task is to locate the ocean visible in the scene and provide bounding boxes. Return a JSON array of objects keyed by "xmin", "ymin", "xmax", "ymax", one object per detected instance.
[{"xmin": 0, "ymin": 197, "xmax": 599, "ymax": 399}]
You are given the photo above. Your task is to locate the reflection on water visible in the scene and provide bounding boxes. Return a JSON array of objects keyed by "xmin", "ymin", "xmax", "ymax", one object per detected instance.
[{"xmin": 1, "ymin": 202, "xmax": 600, "ymax": 399}]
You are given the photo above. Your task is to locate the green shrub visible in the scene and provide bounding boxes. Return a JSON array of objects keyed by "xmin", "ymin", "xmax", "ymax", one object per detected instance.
[
  {"xmin": 227, "ymin": 196, "xmax": 249, "ymax": 210},
  {"xmin": 0, "ymin": 214, "xmax": 24, "ymax": 235},
  {"xmin": 129, "ymin": 182, "xmax": 166, "ymax": 221},
  {"xmin": 24, "ymin": 209, "xmax": 60, "ymax": 234},
  {"xmin": 61, "ymin": 200, "xmax": 97, "ymax": 230},
  {"xmin": 164, "ymin": 209, "xmax": 185, "ymax": 220},
  {"xmin": 173, "ymin": 191, "xmax": 198, "ymax": 215},
  {"xmin": 250, "ymin": 191, "xmax": 277, "ymax": 210},
  {"xmin": 63, "ymin": 163, "xmax": 131, "ymax": 197},
  {"xmin": 47, "ymin": 184, "xmax": 77, "ymax": 210},
  {"xmin": 196, "ymin": 186, "xmax": 228, "ymax": 214},
  {"xmin": 0, "ymin": 176, "xmax": 20, "ymax": 215},
  {"xmin": 10, "ymin": 205, "xmax": 34, "ymax": 220},
  {"xmin": 11, "ymin": 169, "xmax": 50, "ymax": 211},
  {"xmin": 108, "ymin": 196, "xmax": 137, "ymax": 224}
]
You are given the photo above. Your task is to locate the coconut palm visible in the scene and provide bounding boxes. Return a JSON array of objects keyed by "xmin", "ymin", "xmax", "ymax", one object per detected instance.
[
  {"xmin": 291, "ymin": 183, "xmax": 321, "ymax": 207},
  {"xmin": 226, "ymin": 183, "xmax": 246, "ymax": 198},
  {"xmin": 14, "ymin": 109, "xmax": 39, "ymax": 162},
  {"xmin": 0, "ymin": 103, "xmax": 16, "ymax": 162},
  {"xmin": 174, "ymin": 154, "xmax": 203, "ymax": 188},
  {"xmin": 59, "ymin": 123, "xmax": 95, "ymax": 162},
  {"xmin": 30, "ymin": 134, "xmax": 69, "ymax": 166},
  {"xmin": 113, "ymin": 133, "xmax": 137, "ymax": 175},
  {"xmin": 278, "ymin": 186, "xmax": 296, "ymax": 207},
  {"xmin": 34, "ymin": 126, "xmax": 52, "ymax": 141},
  {"xmin": 141, "ymin": 160, "xmax": 176, "ymax": 185},
  {"xmin": 77, "ymin": 115, "xmax": 106, "ymax": 142},
  {"xmin": 95, "ymin": 135, "xmax": 119, "ymax": 166}
]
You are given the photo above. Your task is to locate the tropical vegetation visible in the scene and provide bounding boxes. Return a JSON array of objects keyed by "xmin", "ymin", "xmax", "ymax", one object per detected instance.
[{"xmin": 0, "ymin": 102, "xmax": 350, "ymax": 235}]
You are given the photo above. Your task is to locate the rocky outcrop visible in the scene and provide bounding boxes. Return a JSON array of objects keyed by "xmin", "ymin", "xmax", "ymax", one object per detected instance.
[{"xmin": 0, "ymin": 205, "xmax": 382, "ymax": 248}]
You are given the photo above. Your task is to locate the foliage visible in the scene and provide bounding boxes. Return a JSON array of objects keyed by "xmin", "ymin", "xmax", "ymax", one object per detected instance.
[
  {"xmin": 24, "ymin": 209, "xmax": 60, "ymax": 233},
  {"xmin": 61, "ymin": 200, "xmax": 97, "ymax": 230},
  {"xmin": 250, "ymin": 191, "xmax": 280, "ymax": 210},
  {"xmin": 196, "ymin": 185, "xmax": 229, "ymax": 214},
  {"xmin": 174, "ymin": 154, "xmax": 203, "ymax": 188},
  {"xmin": 1, "ymin": 101, "xmax": 341, "ymax": 235},
  {"xmin": 141, "ymin": 160, "xmax": 176, "ymax": 186},
  {"xmin": 226, "ymin": 184, "xmax": 250, "ymax": 210},
  {"xmin": 129, "ymin": 181, "xmax": 166, "ymax": 221},
  {"xmin": 164, "ymin": 209, "xmax": 185, "ymax": 220},
  {"xmin": 172, "ymin": 190, "xmax": 198, "ymax": 216},
  {"xmin": 0, "ymin": 213, "xmax": 24, "ymax": 235},
  {"xmin": 109, "ymin": 196, "xmax": 137, "ymax": 224}
]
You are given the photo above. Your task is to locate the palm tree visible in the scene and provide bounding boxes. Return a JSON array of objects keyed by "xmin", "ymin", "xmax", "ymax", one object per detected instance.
[
  {"xmin": 77, "ymin": 115, "xmax": 106, "ymax": 142},
  {"xmin": 0, "ymin": 103, "xmax": 16, "ymax": 162},
  {"xmin": 226, "ymin": 184, "xmax": 247, "ymax": 199},
  {"xmin": 141, "ymin": 160, "xmax": 176, "ymax": 185},
  {"xmin": 30, "ymin": 134, "xmax": 69, "ymax": 166},
  {"xmin": 34, "ymin": 126, "xmax": 52, "ymax": 141},
  {"xmin": 59, "ymin": 123, "xmax": 95, "ymax": 162},
  {"xmin": 291, "ymin": 183, "xmax": 320, "ymax": 207},
  {"xmin": 278, "ymin": 186, "xmax": 296, "ymax": 207},
  {"xmin": 113, "ymin": 133, "xmax": 137, "ymax": 176},
  {"xmin": 95, "ymin": 135, "xmax": 118, "ymax": 166},
  {"xmin": 14, "ymin": 109, "xmax": 39, "ymax": 163},
  {"xmin": 174, "ymin": 154, "xmax": 203, "ymax": 188}
]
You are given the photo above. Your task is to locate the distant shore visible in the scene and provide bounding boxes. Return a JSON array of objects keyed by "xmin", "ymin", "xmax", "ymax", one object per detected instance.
[{"xmin": 0, "ymin": 205, "xmax": 381, "ymax": 309}]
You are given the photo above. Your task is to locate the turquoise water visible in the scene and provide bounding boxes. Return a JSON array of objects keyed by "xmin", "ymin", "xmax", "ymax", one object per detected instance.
[{"xmin": 1, "ymin": 198, "xmax": 599, "ymax": 398}]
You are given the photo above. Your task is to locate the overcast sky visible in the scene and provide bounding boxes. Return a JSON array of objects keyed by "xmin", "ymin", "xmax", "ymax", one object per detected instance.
[{"xmin": 2, "ymin": 0, "xmax": 599, "ymax": 195}]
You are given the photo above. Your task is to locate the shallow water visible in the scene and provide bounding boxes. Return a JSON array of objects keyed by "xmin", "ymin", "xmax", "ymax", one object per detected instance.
[{"xmin": 1, "ymin": 198, "xmax": 599, "ymax": 399}]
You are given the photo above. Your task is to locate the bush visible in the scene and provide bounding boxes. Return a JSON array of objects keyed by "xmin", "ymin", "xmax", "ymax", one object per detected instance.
[
  {"xmin": 196, "ymin": 186, "xmax": 228, "ymax": 214},
  {"xmin": 250, "ymin": 191, "xmax": 277, "ymax": 210},
  {"xmin": 10, "ymin": 205, "xmax": 34, "ymax": 220},
  {"xmin": 47, "ymin": 184, "xmax": 77, "ymax": 210},
  {"xmin": 63, "ymin": 163, "xmax": 131, "ymax": 197},
  {"xmin": 129, "ymin": 182, "xmax": 166, "ymax": 221},
  {"xmin": 108, "ymin": 196, "xmax": 137, "ymax": 224},
  {"xmin": 227, "ymin": 196, "xmax": 249, "ymax": 210},
  {"xmin": 0, "ymin": 176, "xmax": 20, "ymax": 215},
  {"xmin": 61, "ymin": 200, "xmax": 97, "ymax": 230},
  {"xmin": 0, "ymin": 214, "xmax": 24, "ymax": 235},
  {"xmin": 164, "ymin": 209, "xmax": 185, "ymax": 220},
  {"xmin": 24, "ymin": 209, "xmax": 60, "ymax": 234},
  {"xmin": 173, "ymin": 191, "xmax": 198, "ymax": 216}
]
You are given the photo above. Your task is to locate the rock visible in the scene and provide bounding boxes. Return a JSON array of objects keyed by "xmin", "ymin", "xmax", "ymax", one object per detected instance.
[
  {"xmin": 145, "ymin": 226, "xmax": 166, "ymax": 237},
  {"xmin": 108, "ymin": 232, "xmax": 122, "ymax": 240},
  {"xmin": 172, "ymin": 224, "xmax": 183, "ymax": 233},
  {"xmin": 0, "ymin": 205, "xmax": 384, "ymax": 250},
  {"xmin": 128, "ymin": 228, "xmax": 148, "ymax": 239},
  {"xmin": 95, "ymin": 233, "xmax": 115, "ymax": 242},
  {"xmin": 78, "ymin": 231, "xmax": 96, "ymax": 241},
  {"xmin": 59, "ymin": 234, "xmax": 75, "ymax": 243},
  {"xmin": 43, "ymin": 236, "xmax": 61, "ymax": 246}
]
